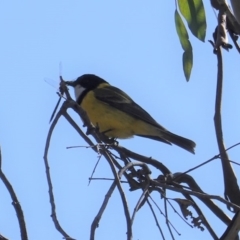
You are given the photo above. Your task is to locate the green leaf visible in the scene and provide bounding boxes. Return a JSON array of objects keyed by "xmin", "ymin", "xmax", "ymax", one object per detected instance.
[
  {"xmin": 178, "ymin": 0, "xmax": 206, "ymax": 42},
  {"xmin": 183, "ymin": 47, "xmax": 193, "ymax": 81},
  {"xmin": 175, "ymin": 10, "xmax": 193, "ymax": 81}
]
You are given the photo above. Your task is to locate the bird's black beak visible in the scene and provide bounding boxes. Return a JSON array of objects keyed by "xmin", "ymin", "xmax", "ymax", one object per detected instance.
[{"xmin": 65, "ymin": 81, "xmax": 75, "ymax": 87}]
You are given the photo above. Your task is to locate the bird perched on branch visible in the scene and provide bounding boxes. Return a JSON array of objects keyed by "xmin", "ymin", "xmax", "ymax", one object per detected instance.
[{"xmin": 65, "ymin": 74, "xmax": 196, "ymax": 154}]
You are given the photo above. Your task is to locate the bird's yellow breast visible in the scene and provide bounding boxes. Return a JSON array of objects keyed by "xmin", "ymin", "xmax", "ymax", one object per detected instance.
[{"xmin": 81, "ymin": 90, "xmax": 157, "ymax": 139}]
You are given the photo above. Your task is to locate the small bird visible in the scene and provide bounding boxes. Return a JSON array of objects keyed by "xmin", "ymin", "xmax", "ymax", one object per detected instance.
[{"xmin": 65, "ymin": 74, "xmax": 196, "ymax": 153}]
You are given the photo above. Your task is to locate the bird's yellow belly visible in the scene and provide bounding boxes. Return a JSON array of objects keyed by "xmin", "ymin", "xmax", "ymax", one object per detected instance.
[{"xmin": 81, "ymin": 93, "xmax": 156, "ymax": 139}]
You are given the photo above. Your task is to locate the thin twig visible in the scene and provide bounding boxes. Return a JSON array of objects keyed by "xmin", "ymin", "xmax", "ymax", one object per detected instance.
[
  {"xmin": 228, "ymin": 160, "xmax": 240, "ymax": 166},
  {"xmin": 172, "ymin": 173, "xmax": 230, "ymax": 226},
  {"xmin": 225, "ymin": 142, "xmax": 240, "ymax": 151},
  {"xmin": 166, "ymin": 199, "xmax": 193, "ymax": 227},
  {"xmin": 214, "ymin": 45, "xmax": 240, "ymax": 209},
  {"xmin": 88, "ymin": 154, "xmax": 103, "ymax": 186},
  {"xmin": 90, "ymin": 181, "xmax": 117, "ymax": 240},
  {"xmin": 89, "ymin": 177, "xmax": 128, "ymax": 183},
  {"xmin": 0, "ymin": 149, "xmax": 28, "ymax": 240},
  {"xmin": 148, "ymin": 194, "xmax": 180, "ymax": 235},
  {"xmin": 153, "ymin": 184, "xmax": 219, "ymax": 239},
  {"xmin": 173, "ymin": 141, "xmax": 240, "ymax": 180},
  {"xmin": 112, "ymin": 145, "xmax": 171, "ymax": 175},
  {"xmin": 152, "ymin": 179, "xmax": 240, "ymax": 211},
  {"xmin": 173, "ymin": 155, "xmax": 219, "ymax": 181},
  {"xmin": 43, "ymin": 106, "xmax": 75, "ymax": 240},
  {"xmin": 99, "ymin": 146, "xmax": 132, "ymax": 240},
  {"xmin": 131, "ymin": 187, "xmax": 149, "ymax": 226},
  {"xmin": 164, "ymin": 194, "xmax": 175, "ymax": 240},
  {"xmin": 146, "ymin": 199, "xmax": 165, "ymax": 240}
]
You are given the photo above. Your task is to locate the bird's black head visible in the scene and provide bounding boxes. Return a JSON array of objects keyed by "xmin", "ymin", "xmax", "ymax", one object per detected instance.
[
  {"xmin": 65, "ymin": 74, "xmax": 108, "ymax": 104},
  {"xmin": 66, "ymin": 74, "xmax": 107, "ymax": 89}
]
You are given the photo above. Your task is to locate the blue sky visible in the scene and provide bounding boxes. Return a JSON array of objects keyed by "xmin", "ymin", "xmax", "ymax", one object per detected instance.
[{"xmin": 1, "ymin": 1, "xmax": 240, "ymax": 239}]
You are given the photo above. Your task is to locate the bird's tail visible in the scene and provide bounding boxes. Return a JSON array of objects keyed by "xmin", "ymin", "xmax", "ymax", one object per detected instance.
[{"xmin": 162, "ymin": 131, "xmax": 196, "ymax": 154}]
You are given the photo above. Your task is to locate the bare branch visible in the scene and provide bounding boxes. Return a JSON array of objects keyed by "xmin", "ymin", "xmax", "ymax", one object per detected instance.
[
  {"xmin": 90, "ymin": 181, "xmax": 117, "ymax": 240},
  {"xmin": 43, "ymin": 103, "xmax": 75, "ymax": 240},
  {"xmin": 164, "ymin": 196, "xmax": 175, "ymax": 240},
  {"xmin": 173, "ymin": 173, "xmax": 231, "ymax": 226},
  {"xmin": 146, "ymin": 200, "xmax": 166, "ymax": 239},
  {"xmin": 220, "ymin": 210, "xmax": 240, "ymax": 240},
  {"xmin": 0, "ymin": 234, "xmax": 8, "ymax": 240},
  {"xmin": 213, "ymin": 44, "xmax": 240, "ymax": 209},
  {"xmin": 0, "ymin": 148, "xmax": 28, "ymax": 240}
]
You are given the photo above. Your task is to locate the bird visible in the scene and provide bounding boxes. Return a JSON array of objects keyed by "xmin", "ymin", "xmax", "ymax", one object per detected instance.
[{"xmin": 65, "ymin": 74, "xmax": 196, "ymax": 153}]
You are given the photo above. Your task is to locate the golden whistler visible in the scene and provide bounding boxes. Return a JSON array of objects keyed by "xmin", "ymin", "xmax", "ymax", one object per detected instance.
[{"xmin": 66, "ymin": 74, "xmax": 196, "ymax": 154}]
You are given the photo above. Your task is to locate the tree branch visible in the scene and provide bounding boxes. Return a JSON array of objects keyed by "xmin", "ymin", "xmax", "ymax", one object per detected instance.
[
  {"xmin": 214, "ymin": 45, "xmax": 240, "ymax": 209},
  {"xmin": 0, "ymin": 148, "xmax": 28, "ymax": 240}
]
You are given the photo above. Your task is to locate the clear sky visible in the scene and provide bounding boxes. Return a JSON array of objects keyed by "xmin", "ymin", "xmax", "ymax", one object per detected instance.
[{"xmin": 1, "ymin": 1, "xmax": 240, "ymax": 240}]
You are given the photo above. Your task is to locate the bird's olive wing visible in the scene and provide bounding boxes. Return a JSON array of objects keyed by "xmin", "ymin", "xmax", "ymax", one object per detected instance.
[{"xmin": 94, "ymin": 86, "xmax": 165, "ymax": 130}]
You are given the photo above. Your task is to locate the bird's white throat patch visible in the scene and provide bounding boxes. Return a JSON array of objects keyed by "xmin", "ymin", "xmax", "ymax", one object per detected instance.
[{"xmin": 74, "ymin": 85, "xmax": 86, "ymax": 100}]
